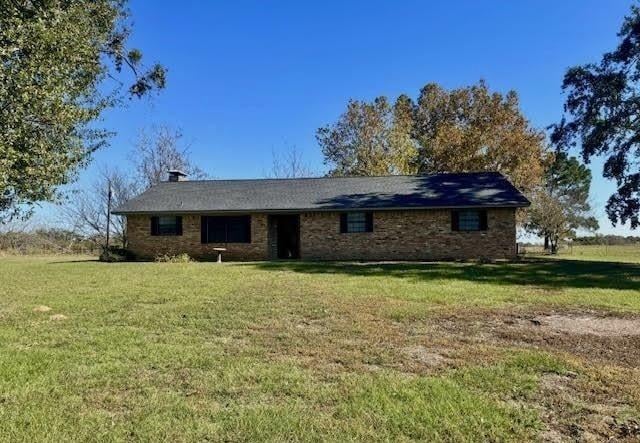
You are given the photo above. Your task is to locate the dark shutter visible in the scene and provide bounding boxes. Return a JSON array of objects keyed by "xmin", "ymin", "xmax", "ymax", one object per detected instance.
[
  {"xmin": 150, "ymin": 216, "xmax": 159, "ymax": 236},
  {"xmin": 339, "ymin": 213, "xmax": 347, "ymax": 233},
  {"xmin": 175, "ymin": 216, "xmax": 183, "ymax": 235},
  {"xmin": 365, "ymin": 212, "xmax": 374, "ymax": 232},
  {"xmin": 451, "ymin": 211, "xmax": 459, "ymax": 231},
  {"xmin": 479, "ymin": 210, "xmax": 488, "ymax": 230},
  {"xmin": 201, "ymin": 216, "xmax": 208, "ymax": 243}
]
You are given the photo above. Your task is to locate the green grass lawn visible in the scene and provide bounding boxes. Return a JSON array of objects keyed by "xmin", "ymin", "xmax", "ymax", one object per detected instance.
[
  {"xmin": 0, "ymin": 246, "xmax": 639, "ymax": 441},
  {"xmin": 554, "ymin": 244, "xmax": 640, "ymax": 263}
]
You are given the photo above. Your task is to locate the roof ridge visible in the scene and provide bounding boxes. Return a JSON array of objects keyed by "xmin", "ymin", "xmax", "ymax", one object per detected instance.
[{"xmin": 160, "ymin": 171, "xmax": 503, "ymax": 184}]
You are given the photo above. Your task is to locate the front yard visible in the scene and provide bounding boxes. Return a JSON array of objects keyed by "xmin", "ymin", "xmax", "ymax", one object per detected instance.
[{"xmin": 1, "ymin": 247, "xmax": 639, "ymax": 441}]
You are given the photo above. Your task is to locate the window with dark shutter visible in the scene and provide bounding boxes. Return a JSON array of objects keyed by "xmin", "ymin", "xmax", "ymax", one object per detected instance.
[
  {"xmin": 341, "ymin": 212, "xmax": 373, "ymax": 233},
  {"xmin": 150, "ymin": 215, "xmax": 182, "ymax": 236},
  {"xmin": 340, "ymin": 213, "xmax": 347, "ymax": 233},
  {"xmin": 451, "ymin": 210, "xmax": 488, "ymax": 231},
  {"xmin": 451, "ymin": 211, "xmax": 459, "ymax": 231},
  {"xmin": 201, "ymin": 215, "xmax": 251, "ymax": 243},
  {"xmin": 150, "ymin": 216, "xmax": 159, "ymax": 236}
]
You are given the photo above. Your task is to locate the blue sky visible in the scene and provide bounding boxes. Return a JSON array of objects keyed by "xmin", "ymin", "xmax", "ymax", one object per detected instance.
[{"xmin": 43, "ymin": 0, "xmax": 638, "ymax": 235}]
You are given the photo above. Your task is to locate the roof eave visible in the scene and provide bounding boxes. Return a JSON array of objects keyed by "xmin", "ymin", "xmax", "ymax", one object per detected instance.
[{"xmin": 112, "ymin": 202, "xmax": 530, "ymax": 216}]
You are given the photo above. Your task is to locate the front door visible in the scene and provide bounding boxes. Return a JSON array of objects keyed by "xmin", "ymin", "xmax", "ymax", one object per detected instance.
[{"xmin": 274, "ymin": 215, "xmax": 300, "ymax": 259}]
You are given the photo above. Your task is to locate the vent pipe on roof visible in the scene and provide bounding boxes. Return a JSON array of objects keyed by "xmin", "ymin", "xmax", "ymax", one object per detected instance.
[{"xmin": 167, "ymin": 170, "xmax": 187, "ymax": 182}]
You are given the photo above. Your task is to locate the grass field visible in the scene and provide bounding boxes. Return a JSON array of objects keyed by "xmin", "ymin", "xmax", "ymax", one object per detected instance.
[
  {"xmin": 553, "ymin": 244, "xmax": 640, "ymax": 263},
  {"xmin": 0, "ymin": 245, "xmax": 639, "ymax": 441}
]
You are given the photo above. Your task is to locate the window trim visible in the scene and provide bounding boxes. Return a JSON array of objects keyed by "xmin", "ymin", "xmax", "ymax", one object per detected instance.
[
  {"xmin": 201, "ymin": 215, "xmax": 252, "ymax": 244},
  {"xmin": 340, "ymin": 212, "xmax": 373, "ymax": 234},
  {"xmin": 150, "ymin": 215, "xmax": 183, "ymax": 236},
  {"xmin": 451, "ymin": 209, "xmax": 488, "ymax": 232}
]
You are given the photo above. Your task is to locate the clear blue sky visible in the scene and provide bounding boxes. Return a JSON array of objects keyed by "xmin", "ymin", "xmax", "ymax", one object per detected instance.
[{"xmin": 47, "ymin": 0, "xmax": 639, "ymax": 235}]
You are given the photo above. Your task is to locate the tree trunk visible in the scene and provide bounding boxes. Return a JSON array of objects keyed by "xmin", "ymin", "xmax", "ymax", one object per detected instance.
[{"xmin": 544, "ymin": 235, "xmax": 550, "ymax": 251}]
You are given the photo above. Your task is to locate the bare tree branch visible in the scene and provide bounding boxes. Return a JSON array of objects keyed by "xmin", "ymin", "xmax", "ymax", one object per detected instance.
[
  {"xmin": 132, "ymin": 125, "xmax": 209, "ymax": 188},
  {"xmin": 265, "ymin": 145, "xmax": 315, "ymax": 178}
]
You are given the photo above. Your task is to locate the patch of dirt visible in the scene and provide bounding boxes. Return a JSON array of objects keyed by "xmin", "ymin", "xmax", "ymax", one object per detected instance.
[
  {"xmin": 420, "ymin": 308, "xmax": 640, "ymax": 441},
  {"xmin": 33, "ymin": 305, "xmax": 52, "ymax": 312},
  {"xmin": 607, "ymin": 417, "xmax": 640, "ymax": 440},
  {"xmin": 402, "ymin": 346, "xmax": 449, "ymax": 368},
  {"xmin": 49, "ymin": 314, "xmax": 68, "ymax": 321},
  {"xmin": 536, "ymin": 371, "xmax": 640, "ymax": 442},
  {"xmin": 295, "ymin": 320, "xmax": 327, "ymax": 335},
  {"xmin": 430, "ymin": 309, "xmax": 640, "ymax": 368},
  {"xmin": 532, "ymin": 314, "xmax": 640, "ymax": 337}
]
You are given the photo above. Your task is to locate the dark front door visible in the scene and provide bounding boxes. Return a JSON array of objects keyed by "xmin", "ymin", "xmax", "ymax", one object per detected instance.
[{"xmin": 275, "ymin": 215, "xmax": 300, "ymax": 259}]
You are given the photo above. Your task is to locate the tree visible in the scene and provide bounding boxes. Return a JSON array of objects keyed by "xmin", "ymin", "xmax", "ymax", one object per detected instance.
[
  {"xmin": 266, "ymin": 145, "xmax": 315, "ymax": 178},
  {"xmin": 317, "ymin": 81, "xmax": 549, "ymax": 194},
  {"xmin": 63, "ymin": 167, "xmax": 137, "ymax": 247},
  {"xmin": 0, "ymin": 0, "xmax": 166, "ymax": 221},
  {"xmin": 388, "ymin": 94, "xmax": 418, "ymax": 174},
  {"xmin": 316, "ymin": 96, "xmax": 418, "ymax": 176},
  {"xmin": 525, "ymin": 153, "xmax": 599, "ymax": 253},
  {"xmin": 413, "ymin": 81, "xmax": 548, "ymax": 194},
  {"xmin": 64, "ymin": 125, "xmax": 207, "ymax": 247},
  {"xmin": 133, "ymin": 126, "xmax": 207, "ymax": 189},
  {"xmin": 553, "ymin": 4, "xmax": 640, "ymax": 228},
  {"xmin": 525, "ymin": 191, "xmax": 571, "ymax": 254}
]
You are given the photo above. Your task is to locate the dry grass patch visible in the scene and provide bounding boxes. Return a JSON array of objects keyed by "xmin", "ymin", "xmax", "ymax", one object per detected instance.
[
  {"xmin": 417, "ymin": 307, "xmax": 640, "ymax": 441},
  {"xmin": 534, "ymin": 313, "xmax": 640, "ymax": 336}
]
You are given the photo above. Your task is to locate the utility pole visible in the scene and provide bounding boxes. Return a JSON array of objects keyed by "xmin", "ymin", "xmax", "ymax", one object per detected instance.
[{"xmin": 106, "ymin": 179, "xmax": 112, "ymax": 249}]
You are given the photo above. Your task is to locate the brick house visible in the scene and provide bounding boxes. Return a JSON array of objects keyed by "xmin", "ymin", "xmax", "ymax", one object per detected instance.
[{"xmin": 112, "ymin": 171, "xmax": 529, "ymax": 261}]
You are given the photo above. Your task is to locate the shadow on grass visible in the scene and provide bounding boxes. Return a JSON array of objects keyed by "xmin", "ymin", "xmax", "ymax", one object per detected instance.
[
  {"xmin": 48, "ymin": 259, "xmax": 99, "ymax": 264},
  {"xmin": 251, "ymin": 258, "xmax": 640, "ymax": 291}
]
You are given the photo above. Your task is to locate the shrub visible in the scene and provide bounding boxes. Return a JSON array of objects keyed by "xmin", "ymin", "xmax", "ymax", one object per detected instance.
[
  {"xmin": 0, "ymin": 229, "xmax": 99, "ymax": 255},
  {"xmin": 99, "ymin": 247, "xmax": 135, "ymax": 263},
  {"xmin": 99, "ymin": 250, "xmax": 126, "ymax": 263},
  {"xmin": 154, "ymin": 253, "xmax": 192, "ymax": 263}
]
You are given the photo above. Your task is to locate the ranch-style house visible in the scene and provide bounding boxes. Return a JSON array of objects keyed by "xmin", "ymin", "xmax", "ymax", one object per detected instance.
[{"xmin": 112, "ymin": 171, "xmax": 530, "ymax": 261}]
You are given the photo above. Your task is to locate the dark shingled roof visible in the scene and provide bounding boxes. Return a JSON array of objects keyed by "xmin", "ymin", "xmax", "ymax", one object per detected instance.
[{"xmin": 112, "ymin": 172, "xmax": 530, "ymax": 215}]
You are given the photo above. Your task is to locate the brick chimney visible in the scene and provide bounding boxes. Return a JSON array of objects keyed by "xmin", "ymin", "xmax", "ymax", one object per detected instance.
[{"xmin": 167, "ymin": 170, "xmax": 187, "ymax": 182}]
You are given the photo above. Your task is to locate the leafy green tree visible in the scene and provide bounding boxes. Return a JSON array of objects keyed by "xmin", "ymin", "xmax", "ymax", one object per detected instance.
[
  {"xmin": 316, "ymin": 94, "xmax": 419, "ymax": 176},
  {"xmin": 553, "ymin": 5, "xmax": 640, "ymax": 228},
  {"xmin": 388, "ymin": 94, "xmax": 418, "ymax": 174},
  {"xmin": 525, "ymin": 191, "xmax": 571, "ymax": 254},
  {"xmin": 0, "ymin": 0, "xmax": 166, "ymax": 221},
  {"xmin": 526, "ymin": 153, "xmax": 598, "ymax": 252},
  {"xmin": 318, "ymin": 97, "xmax": 394, "ymax": 176}
]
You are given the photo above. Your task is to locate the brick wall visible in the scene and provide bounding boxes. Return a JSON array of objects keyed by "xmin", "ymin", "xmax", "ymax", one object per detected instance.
[
  {"xmin": 126, "ymin": 214, "xmax": 269, "ymax": 260},
  {"xmin": 298, "ymin": 208, "xmax": 517, "ymax": 260},
  {"xmin": 125, "ymin": 208, "xmax": 516, "ymax": 261}
]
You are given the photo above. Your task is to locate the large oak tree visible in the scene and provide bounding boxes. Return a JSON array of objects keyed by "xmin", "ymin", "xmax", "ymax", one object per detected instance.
[
  {"xmin": 0, "ymin": 0, "xmax": 165, "ymax": 221},
  {"xmin": 317, "ymin": 81, "xmax": 549, "ymax": 194},
  {"xmin": 553, "ymin": 5, "xmax": 640, "ymax": 228}
]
